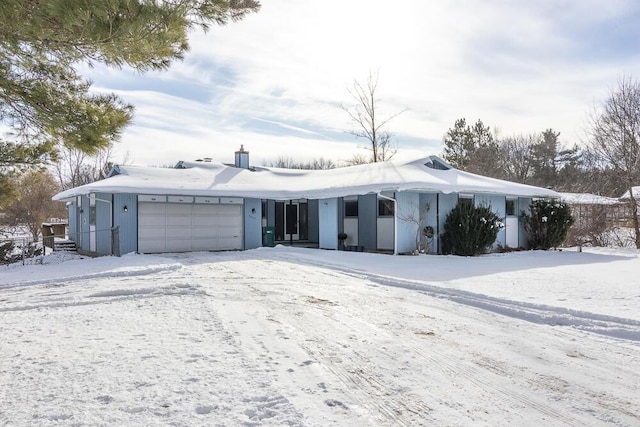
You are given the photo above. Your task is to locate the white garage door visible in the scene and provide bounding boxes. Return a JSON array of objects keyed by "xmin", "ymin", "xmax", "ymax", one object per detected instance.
[{"xmin": 138, "ymin": 198, "xmax": 243, "ymax": 253}]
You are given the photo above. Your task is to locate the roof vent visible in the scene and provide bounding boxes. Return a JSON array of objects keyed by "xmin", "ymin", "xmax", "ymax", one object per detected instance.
[{"xmin": 424, "ymin": 156, "xmax": 451, "ymax": 170}]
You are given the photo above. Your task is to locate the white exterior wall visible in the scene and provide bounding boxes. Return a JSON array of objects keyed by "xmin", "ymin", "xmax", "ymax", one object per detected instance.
[
  {"xmin": 376, "ymin": 218, "xmax": 394, "ymax": 250},
  {"xmin": 343, "ymin": 218, "xmax": 358, "ymax": 246},
  {"xmin": 420, "ymin": 193, "xmax": 438, "ymax": 254},
  {"xmin": 319, "ymin": 198, "xmax": 338, "ymax": 250}
]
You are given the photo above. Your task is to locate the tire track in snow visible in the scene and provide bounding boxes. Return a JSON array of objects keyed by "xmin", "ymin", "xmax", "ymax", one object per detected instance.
[
  {"xmin": 365, "ymin": 274, "xmax": 640, "ymax": 342},
  {"xmin": 0, "ymin": 262, "xmax": 184, "ymax": 290},
  {"xmin": 269, "ymin": 273, "xmax": 585, "ymax": 426},
  {"xmin": 288, "ymin": 292, "xmax": 586, "ymax": 426},
  {"xmin": 203, "ymin": 258, "xmax": 437, "ymax": 426},
  {"xmin": 297, "ymin": 339, "xmax": 434, "ymax": 427},
  {"xmin": 393, "ymin": 334, "xmax": 587, "ymax": 426},
  {"xmin": 270, "ymin": 251, "xmax": 640, "ymax": 343}
]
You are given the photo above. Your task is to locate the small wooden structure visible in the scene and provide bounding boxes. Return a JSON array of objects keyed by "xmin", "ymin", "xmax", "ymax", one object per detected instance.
[{"xmin": 42, "ymin": 221, "xmax": 68, "ymax": 249}]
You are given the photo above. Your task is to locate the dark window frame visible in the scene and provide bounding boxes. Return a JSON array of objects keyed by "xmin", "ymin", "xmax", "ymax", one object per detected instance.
[
  {"xmin": 378, "ymin": 199, "xmax": 395, "ymax": 217},
  {"xmin": 506, "ymin": 199, "xmax": 516, "ymax": 216},
  {"xmin": 89, "ymin": 205, "xmax": 97, "ymax": 225},
  {"xmin": 344, "ymin": 200, "xmax": 358, "ymax": 217},
  {"xmin": 459, "ymin": 196, "xmax": 473, "ymax": 207}
]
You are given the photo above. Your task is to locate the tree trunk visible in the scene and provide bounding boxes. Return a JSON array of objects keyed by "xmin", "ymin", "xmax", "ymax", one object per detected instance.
[{"xmin": 629, "ymin": 187, "xmax": 640, "ymax": 249}]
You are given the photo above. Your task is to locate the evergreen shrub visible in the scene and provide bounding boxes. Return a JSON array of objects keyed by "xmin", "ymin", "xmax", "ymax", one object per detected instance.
[
  {"xmin": 441, "ymin": 202, "xmax": 502, "ymax": 256},
  {"xmin": 522, "ymin": 199, "xmax": 575, "ymax": 250}
]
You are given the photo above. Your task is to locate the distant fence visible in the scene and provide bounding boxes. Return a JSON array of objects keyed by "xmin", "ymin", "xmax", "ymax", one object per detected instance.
[
  {"xmin": 0, "ymin": 237, "xmax": 45, "ymax": 266},
  {"xmin": 1, "ymin": 226, "xmax": 122, "ymax": 266}
]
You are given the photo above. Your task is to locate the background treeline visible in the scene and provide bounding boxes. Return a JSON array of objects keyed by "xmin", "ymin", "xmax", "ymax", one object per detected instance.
[{"xmin": 442, "ymin": 118, "xmax": 625, "ymax": 197}]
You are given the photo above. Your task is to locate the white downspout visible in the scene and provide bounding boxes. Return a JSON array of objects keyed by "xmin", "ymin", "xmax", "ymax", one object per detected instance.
[
  {"xmin": 92, "ymin": 194, "xmax": 113, "ymax": 229},
  {"xmin": 377, "ymin": 192, "xmax": 397, "ymax": 255},
  {"xmin": 92, "ymin": 193, "xmax": 113, "ymax": 254}
]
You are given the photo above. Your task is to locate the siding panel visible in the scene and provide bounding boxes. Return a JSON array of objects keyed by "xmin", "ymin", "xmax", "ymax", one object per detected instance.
[{"xmin": 113, "ymin": 194, "xmax": 138, "ymax": 254}]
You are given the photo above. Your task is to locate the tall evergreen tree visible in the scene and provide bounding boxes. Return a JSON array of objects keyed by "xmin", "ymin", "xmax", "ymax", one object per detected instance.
[
  {"xmin": 443, "ymin": 118, "xmax": 473, "ymax": 169},
  {"xmin": 442, "ymin": 118, "xmax": 498, "ymax": 176},
  {"xmin": 0, "ymin": 0, "xmax": 260, "ymax": 203},
  {"xmin": 531, "ymin": 129, "xmax": 561, "ymax": 186}
]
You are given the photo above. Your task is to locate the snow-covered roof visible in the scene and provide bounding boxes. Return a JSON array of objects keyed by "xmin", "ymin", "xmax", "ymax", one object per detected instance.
[
  {"xmin": 559, "ymin": 192, "xmax": 622, "ymax": 205},
  {"xmin": 53, "ymin": 156, "xmax": 559, "ymax": 201},
  {"xmin": 619, "ymin": 186, "xmax": 640, "ymax": 200}
]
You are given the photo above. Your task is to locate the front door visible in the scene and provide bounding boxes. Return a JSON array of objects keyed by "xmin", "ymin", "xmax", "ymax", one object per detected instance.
[
  {"xmin": 285, "ymin": 203, "xmax": 299, "ymax": 240},
  {"xmin": 275, "ymin": 200, "xmax": 308, "ymax": 242}
]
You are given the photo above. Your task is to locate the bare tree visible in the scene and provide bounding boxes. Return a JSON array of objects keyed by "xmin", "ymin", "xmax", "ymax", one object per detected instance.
[
  {"xmin": 308, "ymin": 157, "xmax": 336, "ymax": 170},
  {"xmin": 344, "ymin": 153, "xmax": 371, "ymax": 166},
  {"xmin": 1, "ymin": 170, "xmax": 67, "ymax": 242},
  {"xmin": 498, "ymin": 133, "xmax": 536, "ymax": 183},
  {"xmin": 267, "ymin": 156, "xmax": 335, "ymax": 170},
  {"xmin": 589, "ymin": 75, "xmax": 640, "ymax": 248},
  {"xmin": 342, "ymin": 71, "xmax": 405, "ymax": 163},
  {"xmin": 268, "ymin": 156, "xmax": 297, "ymax": 169},
  {"xmin": 398, "ymin": 201, "xmax": 432, "ymax": 254},
  {"xmin": 55, "ymin": 145, "xmax": 129, "ymax": 190}
]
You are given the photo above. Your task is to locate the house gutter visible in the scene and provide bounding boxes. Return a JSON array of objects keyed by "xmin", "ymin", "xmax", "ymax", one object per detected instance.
[{"xmin": 377, "ymin": 192, "xmax": 397, "ymax": 255}]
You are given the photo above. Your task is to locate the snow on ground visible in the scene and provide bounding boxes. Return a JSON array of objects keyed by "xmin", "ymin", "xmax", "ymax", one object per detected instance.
[{"xmin": 1, "ymin": 247, "xmax": 639, "ymax": 426}]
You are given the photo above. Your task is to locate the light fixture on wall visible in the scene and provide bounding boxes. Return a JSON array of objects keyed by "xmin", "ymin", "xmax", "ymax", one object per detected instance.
[
  {"xmin": 251, "ymin": 208, "xmax": 256, "ymax": 214},
  {"xmin": 123, "ymin": 205, "xmax": 128, "ymax": 212}
]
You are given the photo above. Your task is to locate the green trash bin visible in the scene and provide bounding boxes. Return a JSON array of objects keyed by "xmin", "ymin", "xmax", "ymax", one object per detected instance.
[{"xmin": 262, "ymin": 226, "xmax": 275, "ymax": 247}]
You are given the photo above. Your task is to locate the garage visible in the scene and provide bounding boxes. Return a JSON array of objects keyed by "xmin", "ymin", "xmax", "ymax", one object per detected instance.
[{"xmin": 138, "ymin": 195, "xmax": 243, "ymax": 253}]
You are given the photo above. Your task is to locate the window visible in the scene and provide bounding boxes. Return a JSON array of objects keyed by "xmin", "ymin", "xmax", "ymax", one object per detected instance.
[
  {"xmin": 459, "ymin": 197, "xmax": 473, "ymax": 207},
  {"xmin": 344, "ymin": 200, "xmax": 358, "ymax": 217},
  {"xmin": 89, "ymin": 205, "xmax": 97, "ymax": 225},
  {"xmin": 261, "ymin": 200, "xmax": 267, "ymax": 219},
  {"xmin": 378, "ymin": 199, "xmax": 394, "ymax": 216},
  {"xmin": 506, "ymin": 199, "xmax": 516, "ymax": 216}
]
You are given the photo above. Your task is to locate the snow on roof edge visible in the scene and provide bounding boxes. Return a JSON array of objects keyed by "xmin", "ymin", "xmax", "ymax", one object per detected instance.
[{"xmin": 53, "ymin": 156, "xmax": 560, "ymax": 202}]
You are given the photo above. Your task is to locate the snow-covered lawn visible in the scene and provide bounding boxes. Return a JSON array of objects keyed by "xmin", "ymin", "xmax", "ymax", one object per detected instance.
[{"xmin": 1, "ymin": 246, "xmax": 639, "ymax": 425}]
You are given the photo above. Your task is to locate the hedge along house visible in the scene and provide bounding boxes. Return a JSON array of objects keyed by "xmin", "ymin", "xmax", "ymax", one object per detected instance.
[{"xmin": 53, "ymin": 147, "xmax": 559, "ymax": 256}]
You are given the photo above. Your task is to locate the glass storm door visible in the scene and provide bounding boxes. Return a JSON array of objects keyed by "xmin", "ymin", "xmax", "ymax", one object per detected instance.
[{"xmin": 285, "ymin": 203, "xmax": 299, "ymax": 240}]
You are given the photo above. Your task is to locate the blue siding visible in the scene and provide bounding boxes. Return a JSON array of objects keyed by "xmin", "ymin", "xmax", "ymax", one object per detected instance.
[
  {"xmin": 308, "ymin": 199, "xmax": 319, "ymax": 242},
  {"xmin": 95, "ymin": 193, "xmax": 112, "ymax": 255},
  {"xmin": 319, "ymin": 198, "xmax": 338, "ymax": 249},
  {"xmin": 244, "ymin": 198, "xmax": 262, "ymax": 249},
  {"xmin": 67, "ymin": 202, "xmax": 77, "ymax": 243},
  {"xmin": 79, "ymin": 195, "xmax": 91, "ymax": 251},
  {"xmin": 114, "ymin": 194, "xmax": 138, "ymax": 254},
  {"xmin": 419, "ymin": 193, "xmax": 438, "ymax": 254},
  {"xmin": 337, "ymin": 197, "xmax": 344, "ymax": 234},
  {"xmin": 266, "ymin": 200, "xmax": 276, "ymax": 227},
  {"xmin": 357, "ymin": 194, "xmax": 377, "ymax": 250},
  {"xmin": 396, "ymin": 192, "xmax": 419, "ymax": 254},
  {"xmin": 475, "ymin": 194, "xmax": 506, "ymax": 249},
  {"xmin": 437, "ymin": 193, "xmax": 458, "ymax": 254}
]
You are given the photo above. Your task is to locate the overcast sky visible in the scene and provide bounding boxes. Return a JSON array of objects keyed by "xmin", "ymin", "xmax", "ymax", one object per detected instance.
[{"xmin": 85, "ymin": 0, "xmax": 640, "ymax": 167}]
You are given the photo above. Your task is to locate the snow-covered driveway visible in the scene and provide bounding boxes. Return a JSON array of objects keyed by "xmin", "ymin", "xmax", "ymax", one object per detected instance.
[{"xmin": 1, "ymin": 247, "xmax": 639, "ymax": 425}]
